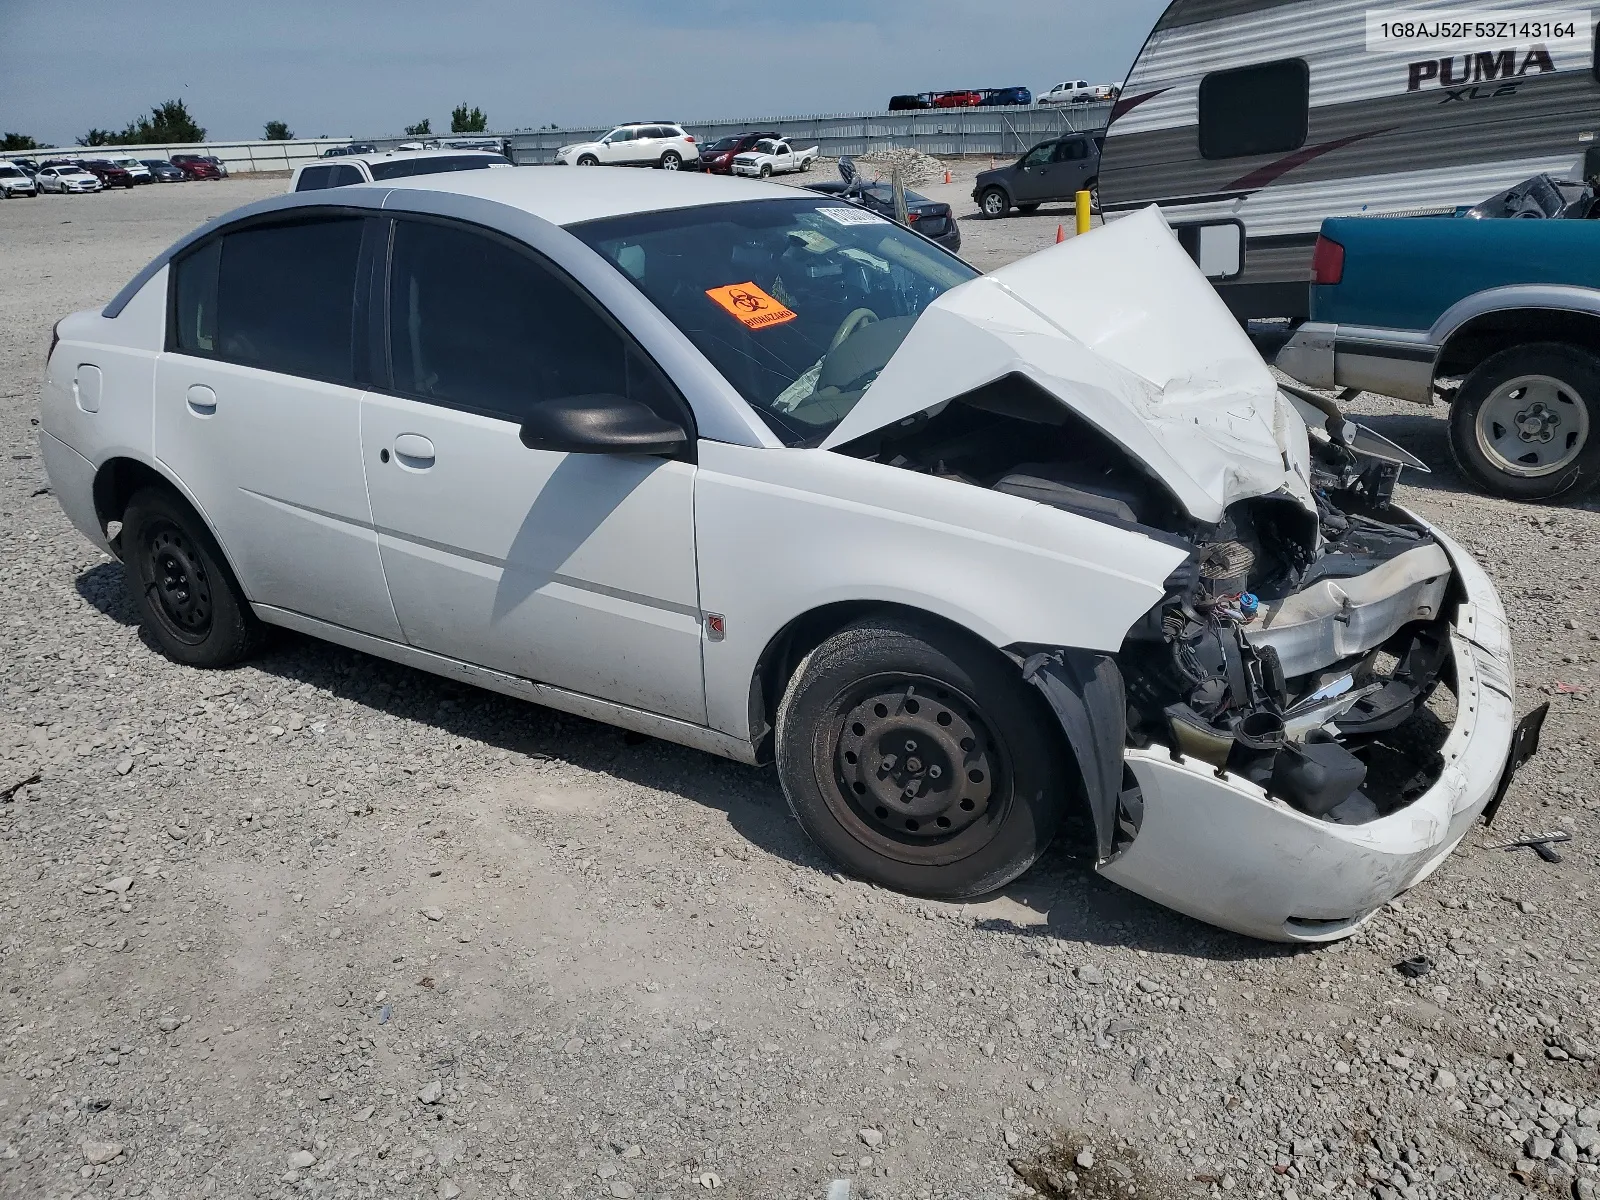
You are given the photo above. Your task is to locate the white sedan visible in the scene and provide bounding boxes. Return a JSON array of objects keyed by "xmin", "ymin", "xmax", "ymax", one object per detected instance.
[
  {"xmin": 38, "ymin": 169, "xmax": 1540, "ymax": 941},
  {"xmin": 35, "ymin": 164, "xmax": 103, "ymax": 193}
]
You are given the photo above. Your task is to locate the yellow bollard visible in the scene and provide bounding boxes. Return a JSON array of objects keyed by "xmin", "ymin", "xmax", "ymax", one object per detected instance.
[{"xmin": 1075, "ymin": 190, "xmax": 1092, "ymax": 235}]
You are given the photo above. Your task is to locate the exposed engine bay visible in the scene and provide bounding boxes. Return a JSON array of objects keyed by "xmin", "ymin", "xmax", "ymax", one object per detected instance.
[{"xmin": 839, "ymin": 374, "xmax": 1457, "ymax": 832}]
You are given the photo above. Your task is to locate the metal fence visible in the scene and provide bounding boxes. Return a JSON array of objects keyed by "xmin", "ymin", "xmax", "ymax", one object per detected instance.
[
  {"xmin": 28, "ymin": 103, "xmax": 1112, "ymax": 175},
  {"xmin": 495, "ymin": 103, "xmax": 1113, "ymax": 164}
]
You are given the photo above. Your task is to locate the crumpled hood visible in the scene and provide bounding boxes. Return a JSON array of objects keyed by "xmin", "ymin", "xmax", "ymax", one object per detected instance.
[{"xmin": 821, "ymin": 205, "xmax": 1312, "ymax": 524}]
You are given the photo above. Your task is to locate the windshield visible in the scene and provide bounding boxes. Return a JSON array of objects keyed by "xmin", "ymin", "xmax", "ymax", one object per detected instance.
[
  {"xmin": 706, "ymin": 137, "xmax": 740, "ymax": 152},
  {"xmin": 570, "ymin": 197, "xmax": 978, "ymax": 444},
  {"xmin": 0, "ymin": 167, "xmax": 21, "ymax": 178}
]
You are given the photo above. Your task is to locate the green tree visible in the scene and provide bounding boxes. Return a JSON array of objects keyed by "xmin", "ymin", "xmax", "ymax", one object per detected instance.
[
  {"xmin": 77, "ymin": 128, "xmax": 119, "ymax": 147},
  {"xmin": 404, "ymin": 118, "xmax": 432, "ymax": 136},
  {"xmin": 263, "ymin": 120, "xmax": 293, "ymax": 141},
  {"xmin": 450, "ymin": 104, "xmax": 487, "ymax": 133},
  {"xmin": 131, "ymin": 100, "xmax": 206, "ymax": 144},
  {"xmin": 2, "ymin": 132, "xmax": 41, "ymax": 151}
]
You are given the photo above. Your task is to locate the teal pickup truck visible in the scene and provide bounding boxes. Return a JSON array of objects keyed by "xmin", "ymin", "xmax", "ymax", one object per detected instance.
[{"xmin": 1276, "ymin": 180, "xmax": 1600, "ymax": 502}]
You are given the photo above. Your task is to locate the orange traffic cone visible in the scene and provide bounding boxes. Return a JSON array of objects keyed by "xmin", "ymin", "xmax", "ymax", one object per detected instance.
[
  {"xmin": 1055, "ymin": 224, "xmax": 1065, "ymax": 244},
  {"xmin": 944, "ymin": 169, "xmax": 951, "ymax": 184}
]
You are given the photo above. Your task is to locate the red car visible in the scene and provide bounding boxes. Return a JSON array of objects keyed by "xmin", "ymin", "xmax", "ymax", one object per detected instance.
[
  {"xmin": 169, "ymin": 154, "xmax": 222, "ymax": 180},
  {"xmin": 932, "ymin": 90, "xmax": 984, "ymax": 108},
  {"xmin": 73, "ymin": 159, "xmax": 136, "ymax": 189},
  {"xmin": 695, "ymin": 131, "xmax": 781, "ymax": 175}
]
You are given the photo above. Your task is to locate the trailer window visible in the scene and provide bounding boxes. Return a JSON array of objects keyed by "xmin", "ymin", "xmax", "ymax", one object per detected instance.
[{"xmin": 1198, "ymin": 59, "xmax": 1309, "ymax": 160}]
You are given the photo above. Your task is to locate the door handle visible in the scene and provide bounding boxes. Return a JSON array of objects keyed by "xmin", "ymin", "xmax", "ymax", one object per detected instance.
[
  {"xmin": 185, "ymin": 384, "xmax": 217, "ymax": 416},
  {"xmin": 392, "ymin": 433, "xmax": 436, "ymax": 470}
]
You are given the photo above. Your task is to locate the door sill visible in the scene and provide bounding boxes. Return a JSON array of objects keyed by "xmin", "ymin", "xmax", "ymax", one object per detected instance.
[{"xmin": 252, "ymin": 605, "xmax": 758, "ymax": 765}]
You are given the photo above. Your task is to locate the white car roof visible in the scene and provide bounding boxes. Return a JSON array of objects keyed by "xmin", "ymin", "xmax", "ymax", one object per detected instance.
[
  {"xmin": 374, "ymin": 164, "xmax": 802, "ymax": 225},
  {"xmin": 340, "ymin": 148, "xmax": 504, "ymax": 167}
]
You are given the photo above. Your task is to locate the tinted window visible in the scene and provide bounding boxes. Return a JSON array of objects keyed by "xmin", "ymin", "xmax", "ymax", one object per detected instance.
[
  {"xmin": 1052, "ymin": 139, "xmax": 1088, "ymax": 162},
  {"xmin": 174, "ymin": 217, "xmax": 363, "ymax": 381},
  {"xmin": 1198, "ymin": 59, "xmax": 1309, "ymax": 160},
  {"xmin": 295, "ymin": 165, "xmax": 335, "ymax": 191},
  {"xmin": 368, "ymin": 159, "xmax": 416, "ymax": 180},
  {"xmin": 329, "ymin": 163, "xmax": 366, "ymax": 186},
  {"xmin": 386, "ymin": 219, "xmax": 675, "ymax": 426}
]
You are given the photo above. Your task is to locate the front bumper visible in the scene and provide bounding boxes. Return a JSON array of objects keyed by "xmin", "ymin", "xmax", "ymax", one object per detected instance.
[{"xmin": 1097, "ymin": 525, "xmax": 1528, "ymax": 942}]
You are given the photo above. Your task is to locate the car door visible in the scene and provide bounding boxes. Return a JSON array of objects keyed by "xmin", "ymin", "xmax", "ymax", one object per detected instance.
[
  {"xmin": 1009, "ymin": 142, "xmax": 1056, "ymax": 203},
  {"xmin": 601, "ymin": 128, "xmax": 637, "ymax": 164},
  {"xmin": 360, "ymin": 215, "xmax": 706, "ymax": 722},
  {"xmin": 152, "ymin": 211, "xmax": 403, "ymax": 640},
  {"xmin": 1044, "ymin": 137, "xmax": 1092, "ymax": 200}
]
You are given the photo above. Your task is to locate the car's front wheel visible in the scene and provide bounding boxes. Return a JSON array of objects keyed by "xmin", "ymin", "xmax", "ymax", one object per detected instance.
[
  {"xmin": 122, "ymin": 486, "xmax": 265, "ymax": 667},
  {"xmin": 775, "ymin": 614, "xmax": 1070, "ymax": 900},
  {"xmin": 979, "ymin": 187, "xmax": 1008, "ymax": 218},
  {"xmin": 576, "ymin": 154, "xmax": 599, "ymax": 166},
  {"xmin": 1448, "ymin": 342, "xmax": 1600, "ymax": 502},
  {"xmin": 759, "ymin": 163, "xmax": 772, "ymax": 178},
  {"xmin": 659, "ymin": 150, "xmax": 682, "ymax": 170}
]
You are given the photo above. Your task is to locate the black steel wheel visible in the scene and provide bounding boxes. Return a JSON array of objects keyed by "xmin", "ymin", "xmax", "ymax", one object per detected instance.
[
  {"xmin": 776, "ymin": 614, "xmax": 1070, "ymax": 899},
  {"xmin": 122, "ymin": 486, "xmax": 264, "ymax": 667}
]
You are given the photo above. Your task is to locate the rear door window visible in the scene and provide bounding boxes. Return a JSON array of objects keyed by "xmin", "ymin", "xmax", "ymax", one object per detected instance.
[
  {"xmin": 295, "ymin": 165, "xmax": 335, "ymax": 191},
  {"xmin": 172, "ymin": 216, "xmax": 364, "ymax": 383},
  {"xmin": 329, "ymin": 163, "xmax": 367, "ymax": 186},
  {"xmin": 1198, "ymin": 58, "xmax": 1309, "ymax": 160},
  {"xmin": 1052, "ymin": 139, "xmax": 1088, "ymax": 162}
]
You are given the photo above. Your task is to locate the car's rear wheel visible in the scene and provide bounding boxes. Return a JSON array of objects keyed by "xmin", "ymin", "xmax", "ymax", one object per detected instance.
[
  {"xmin": 122, "ymin": 486, "xmax": 264, "ymax": 667},
  {"xmin": 1448, "ymin": 342, "xmax": 1600, "ymax": 502},
  {"xmin": 979, "ymin": 187, "xmax": 1008, "ymax": 218},
  {"xmin": 1086, "ymin": 177, "xmax": 1100, "ymax": 212},
  {"xmin": 775, "ymin": 614, "xmax": 1070, "ymax": 900},
  {"xmin": 577, "ymin": 154, "xmax": 598, "ymax": 166},
  {"xmin": 659, "ymin": 150, "xmax": 682, "ymax": 171}
]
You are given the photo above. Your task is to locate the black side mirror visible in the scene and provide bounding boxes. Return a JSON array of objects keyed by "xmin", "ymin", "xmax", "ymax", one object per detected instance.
[{"xmin": 518, "ymin": 394, "xmax": 688, "ymax": 456}]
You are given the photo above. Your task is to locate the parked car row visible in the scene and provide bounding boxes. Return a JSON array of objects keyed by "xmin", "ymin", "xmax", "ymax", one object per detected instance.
[
  {"xmin": 0, "ymin": 153, "xmax": 227, "ymax": 196},
  {"xmin": 887, "ymin": 83, "xmax": 1118, "ymax": 110}
]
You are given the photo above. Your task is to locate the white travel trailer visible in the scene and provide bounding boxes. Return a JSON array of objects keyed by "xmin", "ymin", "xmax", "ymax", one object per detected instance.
[{"xmin": 1097, "ymin": 0, "xmax": 1600, "ymax": 320}]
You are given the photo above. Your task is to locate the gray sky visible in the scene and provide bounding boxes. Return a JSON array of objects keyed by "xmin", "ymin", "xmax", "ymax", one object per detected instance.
[{"xmin": 1, "ymin": 0, "xmax": 1167, "ymax": 146}]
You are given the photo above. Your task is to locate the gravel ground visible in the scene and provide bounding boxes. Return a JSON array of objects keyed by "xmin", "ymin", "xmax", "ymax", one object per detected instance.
[{"xmin": 1, "ymin": 175, "xmax": 1598, "ymax": 1200}]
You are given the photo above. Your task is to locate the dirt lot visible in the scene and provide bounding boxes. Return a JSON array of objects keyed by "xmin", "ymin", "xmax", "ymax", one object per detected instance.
[{"xmin": 1, "ymin": 173, "xmax": 1598, "ymax": 1200}]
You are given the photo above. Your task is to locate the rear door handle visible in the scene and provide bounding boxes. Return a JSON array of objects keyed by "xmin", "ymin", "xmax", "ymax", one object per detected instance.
[
  {"xmin": 392, "ymin": 433, "xmax": 436, "ymax": 470},
  {"xmin": 186, "ymin": 384, "xmax": 217, "ymax": 416}
]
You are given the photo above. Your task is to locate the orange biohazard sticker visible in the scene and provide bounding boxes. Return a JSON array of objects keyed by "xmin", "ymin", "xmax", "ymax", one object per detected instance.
[{"xmin": 705, "ymin": 281, "xmax": 797, "ymax": 330}]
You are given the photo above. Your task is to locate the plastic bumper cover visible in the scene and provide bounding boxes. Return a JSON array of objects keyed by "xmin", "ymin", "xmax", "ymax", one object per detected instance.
[{"xmin": 1097, "ymin": 525, "xmax": 1524, "ymax": 942}]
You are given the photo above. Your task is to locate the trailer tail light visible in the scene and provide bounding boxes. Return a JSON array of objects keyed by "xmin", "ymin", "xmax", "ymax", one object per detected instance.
[{"xmin": 1311, "ymin": 235, "xmax": 1345, "ymax": 285}]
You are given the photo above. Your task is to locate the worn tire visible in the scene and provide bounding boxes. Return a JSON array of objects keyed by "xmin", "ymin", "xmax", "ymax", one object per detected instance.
[
  {"xmin": 121, "ymin": 486, "xmax": 264, "ymax": 668},
  {"xmin": 1448, "ymin": 342, "xmax": 1600, "ymax": 502},
  {"xmin": 979, "ymin": 187, "xmax": 1009, "ymax": 218},
  {"xmin": 775, "ymin": 614, "xmax": 1069, "ymax": 900}
]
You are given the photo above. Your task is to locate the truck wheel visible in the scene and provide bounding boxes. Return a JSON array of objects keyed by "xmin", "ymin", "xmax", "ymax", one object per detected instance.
[
  {"xmin": 1449, "ymin": 342, "xmax": 1600, "ymax": 502},
  {"xmin": 659, "ymin": 150, "xmax": 682, "ymax": 171},
  {"xmin": 774, "ymin": 613, "xmax": 1070, "ymax": 900},
  {"xmin": 758, "ymin": 163, "xmax": 772, "ymax": 178},
  {"xmin": 979, "ymin": 187, "xmax": 1008, "ymax": 218}
]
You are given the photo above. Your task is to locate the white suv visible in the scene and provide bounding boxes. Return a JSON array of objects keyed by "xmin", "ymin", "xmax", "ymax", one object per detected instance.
[
  {"xmin": 555, "ymin": 123, "xmax": 699, "ymax": 170},
  {"xmin": 0, "ymin": 160, "xmax": 38, "ymax": 197}
]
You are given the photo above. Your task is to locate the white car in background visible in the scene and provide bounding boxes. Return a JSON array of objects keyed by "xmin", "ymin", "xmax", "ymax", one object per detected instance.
[
  {"xmin": 0, "ymin": 160, "xmax": 38, "ymax": 197},
  {"xmin": 289, "ymin": 149, "xmax": 512, "ymax": 191},
  {"xmin": 38, "ymin": 170, "xmax": 1539, "ymax": 943},
  {"xmin": 1039, "ymin": 81, "xmax": 1118, "ymax": 104},
  {"xmin": 555, "ymin": 123, "xmax": 699, "ymax": 170},
  {"xmin": 730, "ymin": 139, "xmax": 818, "ymax": 178},
  {"xmin": 35, "ymin": 164, "xmax": 102, "ymax": 193}
]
